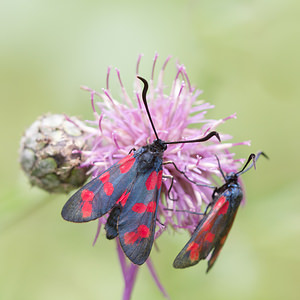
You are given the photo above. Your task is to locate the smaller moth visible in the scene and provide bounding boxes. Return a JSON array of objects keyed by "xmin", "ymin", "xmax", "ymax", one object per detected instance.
[{"xmin": 173, "ymin": 152, "xmax": 267, "ymax": 272}]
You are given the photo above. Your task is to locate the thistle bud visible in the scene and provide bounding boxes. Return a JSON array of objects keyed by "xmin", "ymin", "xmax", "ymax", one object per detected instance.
[{"xmin": 20, "ymin": 114, "xmax": 92, "ymax": 193}]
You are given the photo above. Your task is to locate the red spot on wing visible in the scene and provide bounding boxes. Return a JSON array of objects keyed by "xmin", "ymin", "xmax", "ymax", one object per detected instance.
[
  {"xmin": 187, "ymin": 242, "xmax": 200, "ymax": 262},
  {"xmin": 123, "ymin": 225, "xmax": 150, "ymax": 245},
  {"xmin": 201, "ymin": 219, "xmax": 213, "ymax": 232},
  {"xmin": 99, "ymin": 171, "xmax": 110, "ymax": 183},
  {"xmin": 137, "ymin": 225, "xmax": 150, "ymax": 238},
  {"xmin": 187, "ymin": 241, "xmax": 199, "ymax": 252},
  {"xmin": 132, "ymin": 203, "xmax": 147, "ymax": 213},
  {"xmin": 190, "ymin": 250, "xmax": 200, "ymax": 262},
  {"xmin": 200, "ymin": 197, "xmax": 228, "ymax": 233},
  {"xmin": 157, "ymin": 170, "xmax": 163, "ymax": 189},
  {"xmin": 103, "ymin": 182, "xmax": 114, "ymax": 196},
  {"xmin": 116, "ymin": 190, "xmax": 130, "ymax": 207},
  {"xmin": 218, "ymin": 200, "xmax": 229, "ymax": 215},
  {"xmin": 119, "ymin": 153, "xmax": 135, "ymax": 174},
  {"xmin": 146, "ymin": 201, "xmax": 156, "ymax": 213},
  {"xmin": 190, "ymin": 251, "xmax": 199, "ymax": 261},
  {"xmin": 118, "ymin": 152, "xmax": 134, "ymax": 164},
  {"xmin": 145, "ymin": 171, "xmax": 158, "ymax": 190},
  {"xmin": 124, "ymin": 232, "xmax": 139, "ymax": 245},
  {"xmin": 213, "ymin": 196, "xmax": 226, "ymax": 210},
  {"xmin": 81, "ymin": 189, "xmax": 94, "ymax": 218},
  {"xmin": 132, "ymin": 202, "xmax": 156, "ymax": 213},
  {"xmin": 205, "ymin": 232, "xmax": 215, "ymax": 243}
]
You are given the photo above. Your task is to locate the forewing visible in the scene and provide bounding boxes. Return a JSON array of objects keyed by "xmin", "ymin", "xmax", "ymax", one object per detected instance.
[
  {"xmin": 61, "ymin": 151, "xmax": 141, "ymax": 222},
  {"xmin": 206, "ymin": 210, "xmax": 238, "ymax": 272},
  {"xmin": 118, "ymin": 167, "xmax": 163, "ymax": 265},
  {"xmin": 173, "ymin": 195, "xmax": 232, "ymax": 269}
]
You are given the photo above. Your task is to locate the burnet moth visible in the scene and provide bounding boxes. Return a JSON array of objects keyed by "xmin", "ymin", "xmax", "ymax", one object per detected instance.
[
  {"xmin": 61, "ymin": 76, "xmax": 221, "ymax": 265},
  {"xmin": 173, "ymin": 152, "xmax": 268, "ymax": 272}
]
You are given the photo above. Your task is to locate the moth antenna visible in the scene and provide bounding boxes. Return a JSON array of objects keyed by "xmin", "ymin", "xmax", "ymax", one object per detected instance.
[
  {"xmin": 137, "ymin": 76, "xmax": 220, "ymax": 146},
  {"xmin": 215, "ymin": 155, "xmax": 226, "ymax": 181},
  {"xmin": 137, "ymin": 76, "xmax": 160, "ymax": 141},
  {"xmin": 164, "ymin": 131, "xmax": 221, "ymax": 145},
  {"xmin": 237, "ymin": 152, "xmax": 268, "ymax": 176}
]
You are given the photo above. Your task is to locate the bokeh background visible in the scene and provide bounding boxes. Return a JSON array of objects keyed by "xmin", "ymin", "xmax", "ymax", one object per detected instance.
[{"xmin": 1, "ymin": 0, "xmax": 299, "ymax": 299}]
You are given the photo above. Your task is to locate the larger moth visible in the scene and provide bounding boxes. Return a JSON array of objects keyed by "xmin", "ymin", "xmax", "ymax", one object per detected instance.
[{"xmin": 62, "ymin": 77, "xmax": 220, "ymax": 265}]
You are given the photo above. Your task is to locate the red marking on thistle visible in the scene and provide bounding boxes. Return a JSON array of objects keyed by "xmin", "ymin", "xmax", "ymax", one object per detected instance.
[
  {"xmin": 146, "ymin": 201, "xmax": 156, "ymax": 213},
  {"xmin": 99, "ymin": 171, "xmax": 110, "ymax": 183},
  {"xmin": 116, "ymin": 190, "xmax": 130, "ymax": 207},
  {"xmin": 218, "ymin": 200, "xmax": 229, "ymax": 215},
  {"xmin": 119, "ymin": 153, "xmax": 135, "ymax": 174},
  {"xmin": 103, "ymin": 182, "xmax": 114, "ymax": 196},
  {"xmin": 132, "ymin": 203, "xmax": 147, "ymax": 213},
  {"xmin": 124, "ymin": 232, "xmax": 139, "ymax": 245},
  {"xmin": 81, "ymin": 189, "xmax": 94, "ymax": 218},
  {"xmin": 187, "ymin": 242, "xmax": 200, "ymax": 262},
  {"xmin": 145, "ymin": 171, "xmax": 157, "ymax": 190},
  {"xmin": 205, "ymin": 232, "xmax": 215, "ymax": 243},
  {"xmin": 157, "ymin": 170, "xmax": 163, "ymax": 189},
  {"xmin": 137, "ymin": 225, "xmax": 150, "ymax": 238}
]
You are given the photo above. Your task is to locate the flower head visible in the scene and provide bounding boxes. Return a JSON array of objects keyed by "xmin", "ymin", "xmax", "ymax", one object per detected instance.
[
  {"xmin": 19, "ymin": 114, "xmax": 93, "ymax": 193},
  {"xmin": 79, "ymin": 54, "xmax": 249, "ymax": 299}
]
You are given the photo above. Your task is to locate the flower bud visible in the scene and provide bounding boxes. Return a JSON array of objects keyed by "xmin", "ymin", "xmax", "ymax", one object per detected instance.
[{"xmin": 20, "ymin": 114, "xmax": 91, "ymax": 193}]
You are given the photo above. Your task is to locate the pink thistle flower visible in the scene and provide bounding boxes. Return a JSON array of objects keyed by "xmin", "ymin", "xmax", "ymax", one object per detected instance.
[{"xmin": 79, "ymin": 54, "xmax": 249, "ymax": 300}]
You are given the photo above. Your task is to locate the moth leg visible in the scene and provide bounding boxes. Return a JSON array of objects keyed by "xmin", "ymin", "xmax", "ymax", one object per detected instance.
[
  {"xmin": 163, "ymin": 160, "xmax": 215, "ymax": 189},
  {"xmin": 203, "ymin": 188, "xmax": 219, "ymax": 215},
  {"xmin": 164, "ymin": 207, "xmax": 204, "ymax": 215},
  {"xmin": 156, "ymin": 217, "xmax": 165, "ymax": 228},
  {"xmin": 162, "ymin": 174, "xmax": 178, "ymax": 201},
  {"xmin": 154, "ymin": 218, "xmax": 166, "ymax": 252},
  {"xmin": 203, "ymin": 202, "xmax": 212, "ymax": 215},
  {"xmin": 128, "ymin": 148, "xmax": 136, "ymax": 154}
]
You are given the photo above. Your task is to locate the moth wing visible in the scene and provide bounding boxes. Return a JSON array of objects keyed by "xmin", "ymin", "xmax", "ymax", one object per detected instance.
[
  {"xmin": 206, "ymin": 210, "xmax": 237, "ymax": 272},
  {"xmin": 173, "ymin": 195, "xmax": 231, "ymax": 268},
  {"xmin": 118, "ymin": 167, "xmax": 163, "ymax": 265},
  {"xmin": 61, "ymin": 151, "xmax": 141, "ymax": 222}
]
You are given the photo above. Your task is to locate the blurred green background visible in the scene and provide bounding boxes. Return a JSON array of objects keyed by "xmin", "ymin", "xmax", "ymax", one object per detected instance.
[{"xmin": 1, "ymin": 0, "xmax": 299, "ymax": 299}]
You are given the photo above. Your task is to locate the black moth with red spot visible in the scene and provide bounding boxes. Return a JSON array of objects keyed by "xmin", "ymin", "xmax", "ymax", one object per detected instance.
[
  {"xmin": 61, "ymin": 76, "xmax": 221, "ymax": 265},
  {"xmin": 173, "ymin": 152, "xmax": 268, "ymax": 272}
]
